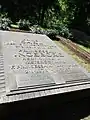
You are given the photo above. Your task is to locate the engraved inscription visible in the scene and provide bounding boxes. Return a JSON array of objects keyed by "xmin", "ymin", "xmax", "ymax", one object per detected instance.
[
  {"xmin": 1, "ymin": 32, "xmax": 89, "ymax": 91},
  {"xmin": 16, "ymin": 71, "xmax": 54, "ymax": 88}
]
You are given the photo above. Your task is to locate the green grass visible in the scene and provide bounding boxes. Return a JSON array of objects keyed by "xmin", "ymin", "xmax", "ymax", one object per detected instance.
[
  {"xmin": 11, "ymin": 24, "xmax": 19, "ymax": 29},
  {"xmin": 78, "ymin": 44, "xmax": 90, "ymax": 53},
  {"xmin": 54, "ymin": 41, "xmax": 90, "ymax": 72}
]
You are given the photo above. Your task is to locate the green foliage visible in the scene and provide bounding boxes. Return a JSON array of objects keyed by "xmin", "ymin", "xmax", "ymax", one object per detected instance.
[
  {"xmin": 18, "ymin": 19, "xmax": 30, "ymax": 30},
  {"xmin": 29, "ymin": 24, "xmax": 71, "ymax": 39},
  {"xmin": 30, "ymin": 25, "xmax": 45, "ymax": 34},
  {"xmin": 1, "ymin": 0, "xmax": 90, "ymax": 37},
  {"xmin": 0, "ymin": 0, "xmax": 72, "ymax": 38},
  {"xmin": 29, "ymin": 25, "xmax": 58, "ymax": 39},
  {"xmin": 0, "ymin": 13, "xmax": 12, "ymax": 30},
  {"xmin": 87, "ymin": 17, "xmax": 90, "ymax": 26},
  {"xmin": 44, "ymin": 14, "xmax": 72, "ymax": 38},
  {"xmin": 46, "ymin": 29, "xmax": 59, "ymax": 39},
  {"xmin": 57, "ymin": 24, "xmax": 72, "ymax": 38}
]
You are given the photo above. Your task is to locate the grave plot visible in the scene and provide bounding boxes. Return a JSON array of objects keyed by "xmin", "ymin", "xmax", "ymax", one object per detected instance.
[{"xmin": 0, "ymin": 30, "xmax": 90, "ymax": 103}]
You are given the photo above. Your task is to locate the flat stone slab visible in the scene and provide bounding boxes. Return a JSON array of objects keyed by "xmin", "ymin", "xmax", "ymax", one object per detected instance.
[{"xmin": 0, "ymin": 30, "xmax": 90, "ymax": 99}]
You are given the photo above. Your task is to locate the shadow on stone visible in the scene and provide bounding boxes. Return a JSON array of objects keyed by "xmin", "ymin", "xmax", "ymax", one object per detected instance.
[{"xmin": 1, "ymin": 89, "xmax": 90, "ymax": 120}]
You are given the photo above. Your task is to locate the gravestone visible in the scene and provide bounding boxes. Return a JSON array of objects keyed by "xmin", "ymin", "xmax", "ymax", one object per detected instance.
[{"xmin": 0, "ymin": 30, "xmax": 90, "ymax": 95}]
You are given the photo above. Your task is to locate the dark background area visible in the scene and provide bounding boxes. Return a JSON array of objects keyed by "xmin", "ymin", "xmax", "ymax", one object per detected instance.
[{"xmin": 0, "ymin": 0, "xmax": 90, "ymax": 38}]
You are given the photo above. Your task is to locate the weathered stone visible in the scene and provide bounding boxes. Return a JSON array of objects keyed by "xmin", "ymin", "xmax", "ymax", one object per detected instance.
[{"xmin": 0, "ymin": 31, "xmax": 89, "ymax": 94}]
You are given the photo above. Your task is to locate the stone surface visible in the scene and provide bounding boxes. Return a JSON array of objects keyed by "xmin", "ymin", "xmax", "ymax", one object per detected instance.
[{"xmin": 0, "ymin": 31, "xmax": 89, "ymax": 94}]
